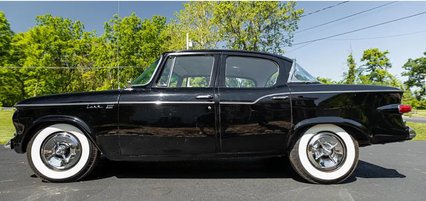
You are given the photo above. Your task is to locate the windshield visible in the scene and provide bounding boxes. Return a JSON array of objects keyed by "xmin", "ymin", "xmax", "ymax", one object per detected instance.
[
  {"xmin": 289, "ymin": 62, "xmax": 319, "ymax": 83},
  {"xmin": 132, "ymin": 57, "xmax": 161, "ymax": 86}
]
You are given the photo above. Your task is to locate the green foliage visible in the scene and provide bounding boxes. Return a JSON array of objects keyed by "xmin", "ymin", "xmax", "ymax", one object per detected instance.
[
  {"xmin": 214, "ymin": 1, "xmax": 303, "ymax": 54},
  {"xmin": 360, "ymin": 48, "xmax": 392, "ymax": 83},
  {"xmin": 316, "ymin": 77, "xmax": 337, "ymax": 84},
  {"xmin": 0, "ymin": 111, "xmax": 14, "ymax": 144},
  {"xmin": 339, "ymin": 48, "xmax": 402, "ymax": 89},
  {"xmin": 401, "ymin": 51, "xmax": 426, "ymax": 98},
  {"xmin": 166, "ymin": 1, "xmax": 221, "ymax": 50},
  {"xmin": 343, "ymin": 53, "xmax": 356, "ymax": 84},
  {"xmin": 0, "ymin": 11, "xmax": 14, "ymax": 66},
  {"xmin": 165, "ymin": 1, "xmax": 303, "ymax": 54}
]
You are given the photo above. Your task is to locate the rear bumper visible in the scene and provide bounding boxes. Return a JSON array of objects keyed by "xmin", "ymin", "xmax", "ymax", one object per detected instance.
[{"xmin": 408, "ymin": 127, "xmax": 416, "ymax": 140}]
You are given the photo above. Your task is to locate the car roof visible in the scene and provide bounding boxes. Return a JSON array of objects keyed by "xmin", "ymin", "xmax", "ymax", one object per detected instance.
[{"xmin": 164, "ymin": 49, "xmax": 293, "ymax": 62}]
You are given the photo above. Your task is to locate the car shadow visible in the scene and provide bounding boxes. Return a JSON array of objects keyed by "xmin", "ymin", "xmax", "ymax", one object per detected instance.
[{"xmin": 83, "ymin": 156, "xmax": 406, "ymax": 183}]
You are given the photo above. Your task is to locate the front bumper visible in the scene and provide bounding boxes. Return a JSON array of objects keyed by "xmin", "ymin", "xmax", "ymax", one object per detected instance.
[
  {"xmin": 408, "ymin": 127, "xmax": 416, "ymax": 140},
  {"xmin": 4, "ymin": 139, "xmax": 12, "ymax": 149}
]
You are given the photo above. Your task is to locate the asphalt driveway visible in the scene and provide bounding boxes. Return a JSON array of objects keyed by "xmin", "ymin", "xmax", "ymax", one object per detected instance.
[{"xmin": 0, "ymin": 141, "xmax": 425, "ymax": 201}]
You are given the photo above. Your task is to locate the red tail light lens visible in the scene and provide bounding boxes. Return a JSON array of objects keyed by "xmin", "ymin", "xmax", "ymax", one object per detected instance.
[{"xmin": 398, "ymin": 105, "xmax": 411, "ymax": 113}]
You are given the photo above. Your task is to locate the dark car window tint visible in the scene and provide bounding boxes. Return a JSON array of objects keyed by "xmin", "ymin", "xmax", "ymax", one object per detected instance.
[
  {"xmin": 225, "ymin": 57, "xmax": 278, "ymax": 88},
  {"xmin": 157, "ymin": 56, "xmax": 214, "ymax": 87}
]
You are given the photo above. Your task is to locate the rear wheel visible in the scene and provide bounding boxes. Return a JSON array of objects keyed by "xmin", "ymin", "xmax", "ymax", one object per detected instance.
[
  {"xmin": 289, "ymin": 124, "xmax": 359, "ymax": 184},
  {"xmin": 27, "ymin": 124, "xmax": 99, "ymax": 182}
]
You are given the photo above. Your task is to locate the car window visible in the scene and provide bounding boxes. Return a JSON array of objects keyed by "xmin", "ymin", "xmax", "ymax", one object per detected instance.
[
  {"xmin": 225, "ymin": 56, "xmax": 279, "ymax": 88},
  {"xmin": 289, "ymin": 63, "xmax": 319, "ymax": 83},
  {"xmin": 132, "ymin": 58, "xmax": 160, "ymax": 86},
  {"xmin": 156, "ymin": 55, "xmax": 214, "ymax": 88}
]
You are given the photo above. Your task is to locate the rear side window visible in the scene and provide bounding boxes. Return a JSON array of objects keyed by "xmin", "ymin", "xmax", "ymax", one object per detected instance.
[{"xmin": 225, "ymin": 56, "xmax": 279, "ymax": 88}]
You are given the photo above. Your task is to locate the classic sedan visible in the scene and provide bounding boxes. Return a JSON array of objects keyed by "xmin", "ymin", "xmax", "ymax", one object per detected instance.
[{"xmin": 5, "ymin": 50, "xmax": 416, "ymax": 184}]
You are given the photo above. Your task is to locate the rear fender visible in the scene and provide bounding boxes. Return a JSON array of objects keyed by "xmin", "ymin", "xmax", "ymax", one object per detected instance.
[{"xmin": 287, "ymin": 117, "xmax": 372, "ymax": 150}]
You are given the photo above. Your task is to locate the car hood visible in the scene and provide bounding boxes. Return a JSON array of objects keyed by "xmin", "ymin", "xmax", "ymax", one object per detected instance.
[{"xmin": 15, "ymin": 90, "xmax": 121, "ymax": 108}]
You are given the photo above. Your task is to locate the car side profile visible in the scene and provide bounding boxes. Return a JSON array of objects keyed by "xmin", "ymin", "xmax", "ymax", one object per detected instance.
[{"xmin": 5, "ymin": 50, "xmax": 416, "ymax": 184}]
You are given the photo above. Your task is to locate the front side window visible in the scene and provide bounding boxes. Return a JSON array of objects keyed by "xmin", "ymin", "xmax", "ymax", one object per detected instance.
[
  {"xmin": 156, "ymin": 55, "xmax": 214, "ymax": 88},
  {"xmin": 289, "ymin": 63, "xmax": 319, "ymax": 83},
  {"xmin": 132, "ymin": 58, "xmax": 161, "ymax": 86},
  {"xmin": 225, "ymin": 56, "xmax": 279, "ymax": 88}
]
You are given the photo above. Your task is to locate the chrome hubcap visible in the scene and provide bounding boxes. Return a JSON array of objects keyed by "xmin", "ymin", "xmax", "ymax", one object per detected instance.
[
  {"xmin": 307, "ymin": 132, "xmax": 346, "ymax": 171},
  {"xmin": 40, "ymin": 132, "xmax": 81, "ymax": 170}
]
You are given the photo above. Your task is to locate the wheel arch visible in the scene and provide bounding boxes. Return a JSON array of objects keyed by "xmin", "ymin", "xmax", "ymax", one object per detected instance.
[
  {"xmin": 21, "ymin": 115, "xmax": 100, "ymax": 153},
  {"xmin": 287, "ymin": 117, "xmax": 372, "ymax": 150}
]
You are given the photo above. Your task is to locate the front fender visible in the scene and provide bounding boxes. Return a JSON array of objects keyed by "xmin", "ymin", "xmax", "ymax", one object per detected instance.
[
  {"xmin": 17, "ymin": 115, "xmax": 100, "ymax": 153},
  {"xmin": 287, "ymin": 117, "xmax": 372, "ymax": 150}
]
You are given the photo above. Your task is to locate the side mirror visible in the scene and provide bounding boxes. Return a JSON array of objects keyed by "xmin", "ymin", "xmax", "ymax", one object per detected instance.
[{"xmin": 126, "ymin": 78, "xmax": 133, "ymax": 88}]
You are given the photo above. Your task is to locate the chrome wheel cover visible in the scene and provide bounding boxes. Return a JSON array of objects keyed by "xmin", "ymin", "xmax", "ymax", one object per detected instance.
[
  {"xmin": 307, "ymin": 132, "xmax": 346, "ymax": 171},
  {"xmin": 40, "ymin": 132, "xmax": 82, "ymax": 170}
]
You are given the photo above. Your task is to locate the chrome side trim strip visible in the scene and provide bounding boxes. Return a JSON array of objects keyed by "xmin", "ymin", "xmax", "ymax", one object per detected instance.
[
  {"xmin": 120, "ymin": 101, "xmax": 213, "ymax": 105},
  {"xmin": 221, "ymin": 89, "xmax": 401, "ymax": 105},
  {"xmin": 15, "ymin": 102, "xmax": 118, "ymax": 107},
  {"xmin": 14, "ymin": 90, "xmax": 402, "ymax": 107},
  {"xmin": 291, "ymin": 89, "xmax": 403, "ymax": 95}
]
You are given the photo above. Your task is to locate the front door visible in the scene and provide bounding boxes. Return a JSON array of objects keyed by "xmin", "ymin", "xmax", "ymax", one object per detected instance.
[
  {"xmin": 118, "ymin": 54, "xmax": 219, "ymax": 156},
  {"xmin": 217, "ymin": 53, "xmax": 292, "ymax": 153}
]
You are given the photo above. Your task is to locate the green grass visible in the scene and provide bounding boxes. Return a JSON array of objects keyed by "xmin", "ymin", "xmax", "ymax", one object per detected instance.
[
  {"xmin": 404, "ymin": 109, "xmax": 426, "ymax": 117},
  {"xmin": 0, "ymin": 110, "xmax": 15, "ymax": 144},
  {"xmin": 406, "ymin": 122, "xmax": 426, "ymax": 141},
  {"xmin": 0, "ymin": 110, "xmax": 425, "ymax": 144}
]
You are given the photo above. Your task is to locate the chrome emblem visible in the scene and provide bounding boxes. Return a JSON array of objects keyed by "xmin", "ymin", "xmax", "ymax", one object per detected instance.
[{"xmin": 86, "ymin": 105, "xmax": 103, "ymax": 109}]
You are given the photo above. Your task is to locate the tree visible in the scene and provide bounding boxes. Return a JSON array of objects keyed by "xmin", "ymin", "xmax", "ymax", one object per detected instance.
[
  {"xmin": 214, "ymin": 1, "xmax": 303, "ymax": 54},
  {"xmin": 316, "ymin": 77, "xmax": 337, "ymax": 84},
  {"xmin": 343, "ymin": 52, "xmax": 356, "ymax": 84},
  {"xmin": 401, "ymin": 51, "xmax": 426, "ymax": 98},
  {"xmin": 100, "ymin": 13, "xmax": 169, "ymax": 89},
  {"xmin": 360, "ymin": 48, "xmax": 391, "ymax": 83},
  {"xmin": 0, "ymin": 11, "xmax": 14, "ymax": 66},
  {"xmin": 166, "ymin": 1, "xmax": 221, "ymax": 50}
]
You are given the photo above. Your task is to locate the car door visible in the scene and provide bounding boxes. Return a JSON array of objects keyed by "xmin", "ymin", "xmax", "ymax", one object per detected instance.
[
  {"xmin": 118, "ymin": 53, "xmax": 219, "ymax": 156},
  {"xmin": 217, "ymin": 52, "xmax": 292, "ymax": 153}
]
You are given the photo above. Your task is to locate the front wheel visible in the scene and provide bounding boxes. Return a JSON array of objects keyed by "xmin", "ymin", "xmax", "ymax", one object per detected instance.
[
  {"xmin": 27, "ymin": 124, "xmax": 99, "ymax": 182},
  {"xmin": 289, "ymin": 124, "xmax": 359, "ymax": 184}
]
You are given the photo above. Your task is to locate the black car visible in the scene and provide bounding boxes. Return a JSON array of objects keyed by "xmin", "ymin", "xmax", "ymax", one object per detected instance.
[{"xmin": 5, "ymin": 50, "xmax": 416, "ymax": 184}]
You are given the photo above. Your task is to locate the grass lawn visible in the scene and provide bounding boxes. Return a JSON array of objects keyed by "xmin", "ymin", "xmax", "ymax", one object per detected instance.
[
  {"xmin": 406, "ymin": 122, "xmax": 426, "ymax": 141},
  {"xmin": 0, "ymin": 110, "xmax": 425, "ymax": 144},
  {"xmin": 404, "ymin": 109, "xmax": 426, "ymax": 117},
  {"xmin": 0, "ymin": 110, "xmax": 15, "ymax": 144}
]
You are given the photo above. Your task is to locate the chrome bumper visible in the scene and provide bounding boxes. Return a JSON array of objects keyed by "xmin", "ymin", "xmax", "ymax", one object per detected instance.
[
  {"xmin": 4, "ymin": 139, "xmax": 12, "ymax": 149},
  {"xmin": 408, "ymin": 127, "xmax": 417, "ymax": 140}
]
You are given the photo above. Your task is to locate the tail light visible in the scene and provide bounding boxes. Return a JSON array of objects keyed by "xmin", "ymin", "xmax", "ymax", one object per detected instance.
[{"xmin": 398, "ymin": 105, "xmax": 411, "ymax": 113}]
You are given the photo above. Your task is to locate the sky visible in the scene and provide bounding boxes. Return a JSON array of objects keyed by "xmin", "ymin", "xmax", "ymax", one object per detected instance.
[{"xmin": 0, "ymin": 1, "xmax": 426, "ymax": 83}]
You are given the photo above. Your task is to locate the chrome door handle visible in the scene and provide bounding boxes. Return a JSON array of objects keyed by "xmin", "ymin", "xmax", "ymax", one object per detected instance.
[
  {"xmin": 272, "ymin": 96, "xmax": 289, "ymax": 100},
  {"xmin": 196, "ymin": 95, "xmax": 213, "ymax": 99}
]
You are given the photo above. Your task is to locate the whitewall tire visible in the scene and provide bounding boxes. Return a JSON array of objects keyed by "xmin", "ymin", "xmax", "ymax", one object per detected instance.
[
  {"xmin": 289, "ymin": 124, "xmax": 359, "ymax": 184},
  {"xmin": 27, "ymin": 124, "xmax": 99, "ymax": 182}
]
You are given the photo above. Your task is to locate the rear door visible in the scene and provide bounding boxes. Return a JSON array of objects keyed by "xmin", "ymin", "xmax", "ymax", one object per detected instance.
[{"xmin": 217, "ymin": 52, "xmax": 292, "ymax": 153}]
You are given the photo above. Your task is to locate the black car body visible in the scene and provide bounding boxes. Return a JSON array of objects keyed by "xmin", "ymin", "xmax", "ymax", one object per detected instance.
[{"xmin": 6, "ymin": 50, "xmax": 416, "ymax": 184}]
